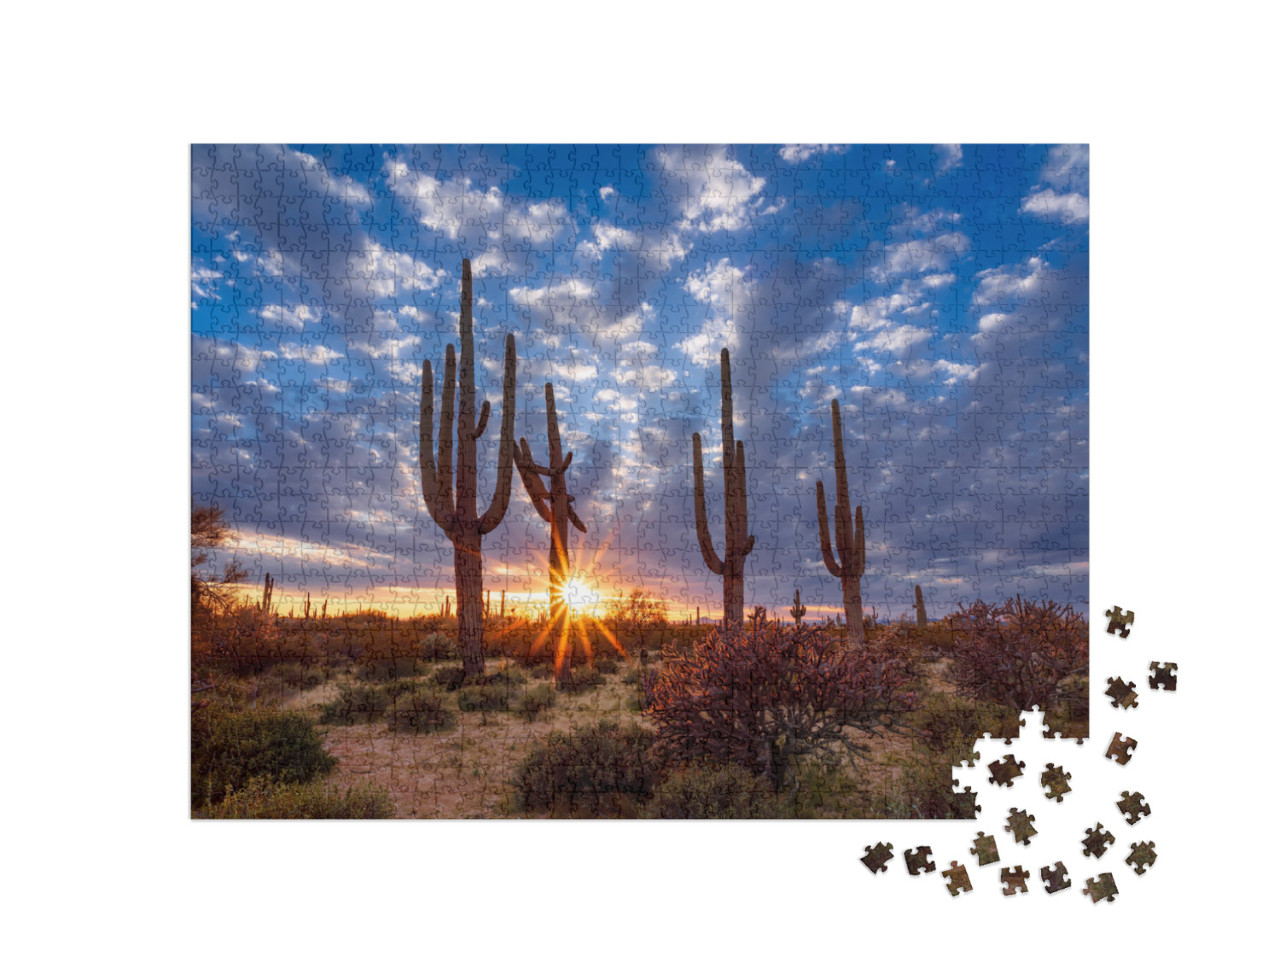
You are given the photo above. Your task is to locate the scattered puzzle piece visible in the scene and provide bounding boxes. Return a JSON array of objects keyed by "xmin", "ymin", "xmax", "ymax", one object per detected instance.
[
  {"xmin": 861, "ymin": 842, "xmax": 894, "ymax": 874},
  {"xmin": 904, "ymin": 847, "xmax": 936, "ymax": 876},
  {"xmin": 943, "ymin": 861, "xmax": 973, "ymax": 897},
  {"xmin": 1149, "ymin": 661, "xmax": 1178, "ymax": 691},
  {"xmin": 1082, "ymin": 822, "xmax": 1116, "ymax": 858},
  {"xmin": 1105, "ymin": 676, "xmax": 1139, "ymax": 709},
  {"xmin": 971, "ymin": 831, "xmax": 1000, "ymax": 866},
  {"xmin": 1041, "ymin": 763, "xmax": 1072, "ymax": 802},
  {"xmin": 1126, "ymin": 841, "xmax": 1157, "ymax": 875},
  {"xmin": 1116, "ymin": 790, "xmax": 1151, "ymax": 825},
  {"xmin": 988, "ymin": 753, "xmax": 1026, "ymax": 787},
  {"xmin": 1105, "ymin": 606, "xmax": 1134, "ymax": 637},
  {"xmin": 1083, "ymin": 873, "xmax": 1119, "ymax": 903},
  {"xmin": 951, "ymin": 782, "xmax": 981, "ymax": 817},
  {"xmin": 1005, "ymin": 808, "xmax": 1037, "ymax": 846},
  {"xmin": 1105, "ymin": 732, "xmax": 1138, "ymax": 765},
  {"xmin": 1041, "ymin": 862, "xmax": 1071, "ymax": 894},
  {"xmin": 1001, "ymin": 865, "xmax": 1030, "ymax": 895}
]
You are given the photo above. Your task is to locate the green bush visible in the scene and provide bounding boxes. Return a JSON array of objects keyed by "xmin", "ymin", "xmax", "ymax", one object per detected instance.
[
  {"xmin": 458, "ymin": 684, "xmax": 510, "ymax": 713},
  {"xmin": 515, "ymin": 684, "xmax": 557, "ymax": 721},
  {"xmin": 267, "ymin": 661, "xmax": 326, "ymax": 690},
  {"xmin": 643, "ymin": 762, "xmax": 782, "ymax": 818},
  {"xmin": 197, "ymin": 776, "xmax": 394, "ymax": 818},
  {"xmin": 384, "ymin": 685, "xmax": 456, "ymax": 734},
  {"xmin": 355, "ymin": 657, "xmax": 424, "ymax": 682},
  {"xmin": 417, "ymin": 632, "xmax": 457, "ymax": 662},
  {"xmin": 432, "ymin": 666, "xmax": 468, "ymax": 691},
  {"xmin": 905, "ymin": 692, "xmax": 1021, "ymax": 761},
  {"xmin": 513, "ymin": 721, "xmax": 658, "ymax": 817},
  {"xmin": 192, "ymin": 704, "xmax": 335, "ymax": 806},
  {"xmin": 318, "ymin": 683, "xmax": 393, "ymax": 725}
]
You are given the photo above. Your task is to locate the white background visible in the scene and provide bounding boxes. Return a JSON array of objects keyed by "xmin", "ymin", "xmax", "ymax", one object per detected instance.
[{"xmin": 3, "ymin": 1, "xmax": 1273, "ymax": 958}]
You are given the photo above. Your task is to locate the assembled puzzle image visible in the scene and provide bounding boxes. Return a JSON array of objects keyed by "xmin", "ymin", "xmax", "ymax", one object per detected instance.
[{"xmin": 191, "ymin": 144, "xmax": 1089, "ymax": 819}]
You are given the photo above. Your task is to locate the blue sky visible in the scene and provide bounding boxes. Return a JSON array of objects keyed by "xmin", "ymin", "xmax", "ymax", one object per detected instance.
[{"xmin": 191, "ymin": 143, "xmax": 1088, "ymax": 619}]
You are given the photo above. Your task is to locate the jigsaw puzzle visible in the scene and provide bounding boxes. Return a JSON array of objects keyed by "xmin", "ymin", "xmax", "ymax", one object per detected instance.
[
  {"xmin": 1105, "ymin": 606, "xmax": 1134, "ymax": 637},
  {"xmin": 1105, "ymin": 676, "xmax": 1139, "ymax": 709},
  {"xmin": 904, "ymin": 847, "xmax": 936, "ymax": 876},
  {"xmin": 1083, "ymin": 873, "xmax": 1119, "ymax": 903},
  {"xmin": 1001, "ymin": 866, "xmax": 1031, "ymax": 895},
  {"xmin": 1126, "ymin": 841, "xmax": 1158, "ymax": 875},
  {"xmin": 1116, "ymin": 790, "xmax": 1151, "ymax": 825},
  {"xmin": 190, "ymin": 144, "xmax": 1090, "ymax": 819},
  {"xmin": 1105, "ymin": 733, "xmax": 1139, "ymax": 766},
  {"xmin": 1005, "ymin": 808, "xmax": 1038, "ymax": 845},
  {"xmin": 861, "ymin": 842, "xmax": 895, "ymax": 873},
  {"xmin": 943, "ymin": 862, "xmax": 974, "ymax": 897},
  {"xmin": 1149, "ymin": 662, "xmax": 1178, "ymax": 690},
  {"xmin": 1041, "ymin": 763, "xmax": 1073, "ymax": 802},
  {"xmin": 1082, "ymin": 823, "xmax": 1116, "ymax": 859},
  {"xmin": 970, "ymin": 830, "xmax": 1001, "ymax": 866},
  {"xmin": 1041, "ymin": 862, "xmax": 1072, "ymax": 894}
]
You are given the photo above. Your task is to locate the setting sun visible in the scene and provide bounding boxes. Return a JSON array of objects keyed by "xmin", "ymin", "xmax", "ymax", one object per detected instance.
[{"xmin": 562, "ymin": 576, "xmax": 600, "ymax": 614}]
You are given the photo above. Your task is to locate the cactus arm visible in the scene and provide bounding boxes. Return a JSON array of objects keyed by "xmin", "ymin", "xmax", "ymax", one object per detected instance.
[
  {"xmin": 816, "ymin": 480, "xmax": 844, "ymax": 578},
  {"xmin": 478, "ymin": 333, "xmax": 517, "ymax": 536},
  {"xmin": 692, "ymin": 432, "xmax": 726, "ymax": 575},
  {"xmin": 438, "ymin": 344, "xmax": 457, "ymax": 517},
  {"xmin": 733, "ymin": 439, "xmax": 752, "ymax": 556},
  {"xmin": 470, "ymin": 400, "xmax": 491, "ymax": 440},
  {"xmin": 568, "ymin": 500, "xmax": 587, "ymax": 533},
  {"xmin": 515, "ymin": 437, "xmax": 554, "ymax": 524},
  {"xmin": 419, "ymin": 358, "xmax": 456, "ymax": 533}
]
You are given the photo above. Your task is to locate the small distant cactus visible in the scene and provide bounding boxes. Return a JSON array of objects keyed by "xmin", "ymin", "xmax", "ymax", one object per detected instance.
[
  {"xmin": 790, "ymin": 589, "xmax": 807, "ymax": 625},
  {"xmin": 815, "ymin": 399, "xmax": 866, "ymax": 644},
  {"xmin": 915, "ymin": 584, "xmax": 928, "ymax": 629},
  {"xmin": 692, "ymin": 348, "xmax": 755, "ymax": 630}
]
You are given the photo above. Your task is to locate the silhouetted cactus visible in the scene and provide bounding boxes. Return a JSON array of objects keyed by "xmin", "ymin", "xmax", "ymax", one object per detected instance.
[
  {"xmin": 516, "ymin": 382, "xmax": 588, "ymax": 688},
  {"xmin": 790, "ymin": 589, "xmax": 807, "ymax": 625},
  {"xmin": 815, "ymin": 399, "xmax": 866, "ymax": 644},
  {"xmin": 420, "ymin": 259, "xmax": 517, "ymax": 678},
  {"xmin": 915, "ymin": 584, "xmax": 927, "ymax": 629},
  {"xmin": 259, "ymin": 572, "xmax": 274, "ymax": 614},
  {"xmin": 692, "ymin": 348, "xmax": 754, "ymax": 630}
]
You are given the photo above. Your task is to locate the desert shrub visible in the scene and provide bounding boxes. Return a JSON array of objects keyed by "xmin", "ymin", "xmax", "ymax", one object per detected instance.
[
  {"xmin": 384, "ymin": 685, "xmax": 455, "ymax": 733},
  {"xmin": 905, "ymin": 692, "xmax": 1021, "ymax": 761},
  {"xmin": 948, "ymin": 597, "xmax": 1088, "ymax": 712},
  {"xmin": 458, "ymin": 684, "xmax": 510, "ymax": 713},
  {"xmin": 513, "ymin": 721, "xmax": 659, "ymax": 816},
  {"xmin": 318, "ymin": 683, "xmax": 393, "ymax": 724},
  {"xmin": 643, "ymin": 762, "xmax": 782, "ymax": 818},
  {"xmin": 788, "ymin": 761, "xmax": 868, "ymax": 818},
  {"xmin": 417, "ymin": 632, "xmax": 456, "ymax": 662},
  {"xmin": 432, "ymin": 666, "xmax": 468, "ymax": 691},
  {"xmin": 529, "ymin": 662, "xmax": 553, "ymax": 680},
  {"xmin": 355, "ymin": 657, "xmax": 424, "ymax": 682},
  {"xmin": 645, "ymin": 622, "xmax": 914, "ymax": 790},
  {"xmin": 267, "ymin": 661, "xmax": 326, "ymax": 690},
  {"xmin": 621, "ymin": 668, "xmax": 640, "ymax": 685},
  {"xmin": 594, "ymin": 657, "xmax": 620, "ymax": 675},
  {"xmin": 563, "ymin": 664, "xmax": 602, "ymax": 691},
  {"xmin": 192, "ymin": 704, "xmax": 335, "ymax": 806},
  {"xmin": 197, "ymin": 776, "xmax": 394, "ymax": 819},
  {"xmin": 515, "ymin": 684, "xmax": 557, "ymax": 721}
]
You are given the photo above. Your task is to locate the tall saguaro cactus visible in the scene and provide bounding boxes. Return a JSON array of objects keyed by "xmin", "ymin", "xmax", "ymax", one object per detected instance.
[
  {"xmin": 420, "ymin": 259, "xmax": 517, "ymax": 678},
  {"xmin": 915, "ymin": 584, "xmax": 928, "ymax": 629},
  {"xmin": 516, "ymin": 382, "xmax": 588, "ymax": 687},
  {"xmin": 816, "ymin": 399, "xmax": 866, "ymax": 644},
  {"xmin": 692, "ymin": 348, "xmax": 754, "ymax": 630}
]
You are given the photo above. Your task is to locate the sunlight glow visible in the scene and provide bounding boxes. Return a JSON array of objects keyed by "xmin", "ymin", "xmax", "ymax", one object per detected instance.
[{"xmin": 562, "ymin": 576, "xmax": 600, "ymax": 613}]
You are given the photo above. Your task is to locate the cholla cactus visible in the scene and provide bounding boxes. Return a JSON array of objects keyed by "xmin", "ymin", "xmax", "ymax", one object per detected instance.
[
  {"xmin": 419, "ymin": 259, "xmax": 517, "ymax": 677},
  {"xmin": 815, "ymin": 399, "xmax": 866, "ymax": 644},
  {"xmin": 692, "ymin": 348, "xmax": 754, "ymax": 630}
]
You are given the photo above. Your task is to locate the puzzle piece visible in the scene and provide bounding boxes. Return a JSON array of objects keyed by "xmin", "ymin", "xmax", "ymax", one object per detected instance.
[
  {"xmin": 970, "ymin": 831, "xmax": 1000, "ymax": 866},
  {"xmin": 1041, "ymin": 862, "xmax": 1071, "ymax": 894},
  {"xmin": 1001, "ymin": 865, "xmax": 1031, "ymax": 895},
  {"xmin": 951, "ymin": 782, "xmax": 982, "ymax": 817},
  {"xmin": 1105, "ymin": 606, "xmax": 1134, "ymax": 637},
  {"xmin": 1149, "ymin": 661, "xmax": 1178, "ymax": 691},
  {"xmin": 1041, "ymin": 763, "xmax": 1072, "ymax": 802},
  {"xmin": 1105, "ymin": 676, "xmax": 1139, "ymax": 709},
  {"xmin": 988, "ymin": 754, "xmax": 1026, "ymax": 788},
  {"xmin": 904, "ymin": 847, "xmax": 936, "ymax": 876},
  {"xmin": 1082, "ymin": 822, "xmax": 1116, "ymax": 858},
  {"xmin": 1005, "ymin": 808, "xmax": 1038, "ymax": 845},
  {"xmin": 943, "ymin": 861, "xmax": 973, "ymax": 897},
  {"xmin": 861, "ymin": 842, "xmax": 894, "ymax": 873},
  {"xmin": 1116, "ymin": 790, "xmax": 1151, "ymax": 825},
  {"xmin": 1106, "ymin": 732, "xmax": 1138, "ymax": 765},
  {"xmin": 1083, "ymin": 873, "xmax": 1119, "ymax": 903},
  {"xmin": 1126, "ymin": 841, "xmax": 1158, "ymax": 875}
]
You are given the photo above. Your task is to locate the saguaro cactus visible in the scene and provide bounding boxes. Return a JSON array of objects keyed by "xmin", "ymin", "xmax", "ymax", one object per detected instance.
[
  {"xmin": 815, "ymin": 399, "xmax": 866, "ymax": 644},
  {"xmin": 420, "ymin": 259, "xmax": 517, "ymax": 678},
  {"xmin": 258, "ymin": 572, "xmax": 274, "ymax": 614},
  {"xmin": 790, "ymin": 589, "xmax": 807, "ymax": 625},
  {"xmin": 516, "ymin": 382, "xmax": 588, "ymax": 687},
  {"xmin": 915, "ymin": 584, "xmax": 928, "ymax": 629},
  {"xmin": 692, "ymin": 348, "xmax": 754, "ymax": 630}
]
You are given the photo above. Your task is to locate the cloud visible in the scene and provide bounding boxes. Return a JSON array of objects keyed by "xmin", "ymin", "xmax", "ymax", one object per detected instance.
[
  {"xmin": 1021, "ymin": 144, "xmax": 1089, "ymax": 224},
  {"xmin": 1021, "ymin": 188, "xmax": 1090, "ymax": 224},
  {"xmin": 259, "ymin": 303, "xmax": 321, "ymax": 331},
  {"xmin": 657, "ymin": 146, "xmax": 778, "ymax": 233},
  {"xmin": 869, "ymin": 232, "xmax": 969, "ymax": 282},
  {"xmin": 934, "ymin": 144, "xmax": 963, "ymax": 174},
  {"xmin": 674, "ymin": 259, "xmax": 756, "ymax": 364},
  {"xmin": 778, "ymin": 144, "xmax": 848, "ymax": 164}
]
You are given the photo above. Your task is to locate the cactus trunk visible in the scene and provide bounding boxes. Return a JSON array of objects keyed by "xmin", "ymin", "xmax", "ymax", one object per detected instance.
[
  {"xmin": 692, "ymin": 348, "xmax": 755, "ymax": 630},
  {"xmin": 420, "ymin": 259, "xmax": 517, "ymax": 679},
  {"xmin": 516, "ymin": 382, "xmax": 588, "ymax": 689},
  {"xmin": 816, "ymin": 399, "xmax": 866, "ymax": 644},
  {"xmin": 915, "ymin": 584, "xmax": 927, "ymax": 629}
]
